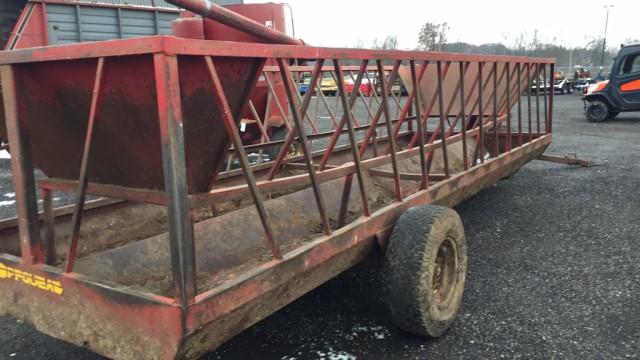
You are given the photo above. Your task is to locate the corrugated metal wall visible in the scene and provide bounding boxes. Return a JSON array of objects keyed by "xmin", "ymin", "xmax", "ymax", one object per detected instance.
[
  {"xmin": 72, "ymin": 0, "xmax": 243, "ymax": 8},
  {"xmin": 1, "ymin": 0, "xmax": 245, "ymax": 47},
  {"xmin": 46, "ymin": 3, "xmax": 177, "ymax": 44},
  {"xmin": 45, "ymin": 0, "xmax": 245, "ymax": 44}
]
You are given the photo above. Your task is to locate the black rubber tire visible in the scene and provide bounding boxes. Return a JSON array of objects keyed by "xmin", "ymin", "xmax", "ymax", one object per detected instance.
[
  {"xmin": 560, "ymin": 87, "xmax": 566, "ymax": 95},
  {"xmin": 585, "ymin": 100, "xmax": 610, "ymax": 122},
  {"xmin": 382, "ymin": 205, "xmax": 467, "ymax": 338}
]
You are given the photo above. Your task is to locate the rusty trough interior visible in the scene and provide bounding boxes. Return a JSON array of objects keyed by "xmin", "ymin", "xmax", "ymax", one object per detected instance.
[{"xmin": 1, "ymin": 133, "xmax": 478, "ymax": 297}]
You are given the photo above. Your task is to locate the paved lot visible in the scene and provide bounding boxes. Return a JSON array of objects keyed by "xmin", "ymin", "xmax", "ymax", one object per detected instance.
[{"xmin": 1, "ymin": 95, "xmax": 639, "ymax": 359}]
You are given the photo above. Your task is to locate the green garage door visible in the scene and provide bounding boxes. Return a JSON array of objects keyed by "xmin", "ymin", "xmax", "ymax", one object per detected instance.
[{"xmin": 2, "ymin": 0, "xmax": 245, "ymax": 47}]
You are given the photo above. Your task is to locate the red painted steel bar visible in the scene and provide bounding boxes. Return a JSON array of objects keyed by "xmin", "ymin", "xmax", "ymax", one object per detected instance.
[
  {"xmin": 40, "ymin": 178, "xmax": 167, "ymax": 206},
  {"xmin": 268, "ymin": 60, "xmax": 324, "ymax": 180},
  {"xmin": 318, "ymin": 61, "xmax": 368, "ymax": 170},
  {"xmin": 206, "ymin": 56, "xmax": 282, "ymax": 260},
  {"xmin": 517, "ymin": 63, "xmax": 523, "ymax": 146},
  {"xmin": 328, "ymin": 71, "xmax": 360, "ymax": 127},
  {"xmin": 0, "ymin": 37, "xmax": 556, "ymax": 65},
  {"xmin": 263, "ymin": 72, "xmax": 293, "ymax": 132},
  {"xmin": 376, "ymin": 60, "xmax": 403, "ymax": 200},
  {"xmin": 335, "ymin": 61, "xmax": 401, "ymax": 226},
  {"xmin": 349, "ymin": 74, "xmax": 375, "ymax": 125},
  {"xmin": 424, "ymin": 61, "xmax": 456, "ymax": 174},
  {"xmin": 391, "ymin": 61, "xmax": 428, "ymax": 140},
  {"xmin": 247, "ymin": 101, "xmax": 270, "ymax": 143},
  {"xmin": 548, "ymin": 64, "xmax": 554, "ymax": 133},
  {"xmin": 407, "ymin": 61, "xmax": 451, "ymax": 149},
  {"xmin": 535, "ymin": 63, "xmax": 541, "ymax": 136},
  {"xmin": 165, "ymin": 0, "xmax": 304, "ymax": 45},
  {"xmin": 64, "ymin": 57, "xmax": 104, "ymax": 273},
  {"xmin": 314, "ymin": 85, "xmax": 340, "ymax": 130},
  {"xmin": 0, "ymin": 65, "xmax": 43, "ymax": 265},
  {"xmin": 459, "ymin": 61, "xmax": 469, "ymax": 170},
  {"xmin": 505, "ymin": 62, "xmax": 512, "ymax": 152},
  {"xmin": 189, "ymin": 117, "xmax": 508, "ymax": 209},
  {"xmin": 41, "ymin": 188, "xmax": 56, "ymax": 266},
  {"xmin": 355, "ymin": 61, "xmax": 401, "ymax": 156},
  {"xmin": 277, "ymin": 58, "xmax": 331, "ymax": 235},
  {"xmin": 527, "ymin": 63, "xmax": 533, "ymax": 141},
  {"xmin": 334, "ymin": 58, "xmax": 371, "ymax": 217},
  {"xmin": 410, "ymin": 60, "xmax": 429, "ymax": 189},
  {"xmin": 492, "ymin": 62, "xmax": 499, "ymax": 157},
  {"xmin": 445, "ymin": 62, "xmax": 472, "ymax": 118},
  {"xmin": 154, "ymin": 53, "xmax": 198, "ymax": 304},
  {"xmin": 445, "ymin": 63, "xmax": 483, "ymax": 138},
  {"xmin": 442, "ymin": 62, "xmax": 472, "ymax": 137},
  {"xmin": 430, "ymin": 61, "xmax": 505, "ymax": 173},
  {"xmin": 497, "ymin": 65, "xmax": 520, "ymax": 116},
  {"xmin": 333, "ymin": 72, "xmax": 371, "ymax": 225},
  {"xmin": 478, "ymin": 62, "xmax": 485, "ymax": 163},
  {"xmin": 436, "ymin": 61, "xmax": 450, "ymax": 176},
  {"xmin": 542, "ymin": 64, "xmax": 548, "ymax": 134}
]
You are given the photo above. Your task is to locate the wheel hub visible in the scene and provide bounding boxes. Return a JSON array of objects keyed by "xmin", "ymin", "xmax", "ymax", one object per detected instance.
[{"xmin": 432, "ymin": 238, "xmax": 458, "ymax": 308}]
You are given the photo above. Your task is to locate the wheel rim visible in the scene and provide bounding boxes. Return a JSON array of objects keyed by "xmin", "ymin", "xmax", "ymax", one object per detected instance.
[
  {"xmin": 590, "ymin": 105, "xmax": 604, "ymax": 118},
  {"xmin": 432, "ymin": 237, "xmax": 458, "ymax": 309}
]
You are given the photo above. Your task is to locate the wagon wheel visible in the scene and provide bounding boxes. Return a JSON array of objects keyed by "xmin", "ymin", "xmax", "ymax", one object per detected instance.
[{"xmin": 382, "ymin": 205, "xmax": 467, "ymax": 337}]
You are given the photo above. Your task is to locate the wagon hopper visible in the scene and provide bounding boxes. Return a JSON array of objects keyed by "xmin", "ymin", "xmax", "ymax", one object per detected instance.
[{"xmin": 0, "ymin": 1, "xmax": 555, "ymax": 359}]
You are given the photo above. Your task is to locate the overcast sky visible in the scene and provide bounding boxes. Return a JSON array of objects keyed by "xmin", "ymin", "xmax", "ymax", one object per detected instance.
[{"xmin": 246, "ymin": 0, "xmax": 639, "ymax": 50}]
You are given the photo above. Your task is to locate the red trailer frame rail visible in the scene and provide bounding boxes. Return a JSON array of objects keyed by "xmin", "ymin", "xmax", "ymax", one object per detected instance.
[{"xmin": 0, "ymin": 35, "xmax": 554, "ymax": 359}]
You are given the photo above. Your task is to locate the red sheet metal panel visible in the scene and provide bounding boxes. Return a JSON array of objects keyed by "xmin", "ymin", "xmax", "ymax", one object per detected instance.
[
  {"xmin": 7, "ymin": 49, "xmax": 263, "ymax": 193},
  {"xmin": 203, "ymin": 3, "xmax": 287, "ymax": 42}
]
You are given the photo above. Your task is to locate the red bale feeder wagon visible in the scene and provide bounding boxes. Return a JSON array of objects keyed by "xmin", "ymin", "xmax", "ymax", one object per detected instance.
[{"xmin": 0, "ymin": 0, "xmax": 561, "ymax": 359}]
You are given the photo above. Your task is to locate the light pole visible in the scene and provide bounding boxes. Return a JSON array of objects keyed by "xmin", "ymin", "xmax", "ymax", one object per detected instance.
[{"xmin": 600, "ymin": 4, "xmax": 614, "ymax": 67}]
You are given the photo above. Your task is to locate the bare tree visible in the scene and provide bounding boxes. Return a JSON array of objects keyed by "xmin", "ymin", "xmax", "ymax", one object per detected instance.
[
  {"xmin": 382, "ymin": 35, "xmax": 398, "ymax": 50},
  {"xmin": 417, "ymin": 22, "xmax": 449, "ymax": 51},
  {"xmin": 623, "ymin": 38, "xmax": 640, "ymax": 46},
  {"xmin": 372, "ymin": 35, "xmax": 399, "ymax": 50}
]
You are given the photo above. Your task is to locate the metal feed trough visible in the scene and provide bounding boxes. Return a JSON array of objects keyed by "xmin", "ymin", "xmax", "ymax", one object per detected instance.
[{"xmin": 0, "ymin": 3, "xmax": 555, "ymax": 359}]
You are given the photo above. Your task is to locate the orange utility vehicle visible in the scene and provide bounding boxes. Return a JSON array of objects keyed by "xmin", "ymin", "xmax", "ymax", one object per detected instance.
[{"xmin": 584, "ymin": 44, "xmax": 640, "ymax": 121}]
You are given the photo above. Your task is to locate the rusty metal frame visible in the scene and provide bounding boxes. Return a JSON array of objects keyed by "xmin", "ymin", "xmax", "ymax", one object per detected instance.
[
  {"xmin": 64, "ymin": 57, "xmax": 104, "ymax": 273},
  {"xmin": 0, "ymin": 36, "xmax": 555, "ymax": 359},
  {"xmin": 155, "ymin": 53, "xmax": 198, "ymax": 304},
  {"xmin": 0, "ymin": 64, "xmax": 43, "ymax": 265},
  {"xmin": 277, "ymin": 57, "xmax": 331, "ymax": 235}
]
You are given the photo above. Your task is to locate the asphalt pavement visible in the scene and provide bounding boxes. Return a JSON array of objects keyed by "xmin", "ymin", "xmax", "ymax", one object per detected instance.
[{"xmin": 1, "ymin": 94, "xmax": 639, "ymax": 360}]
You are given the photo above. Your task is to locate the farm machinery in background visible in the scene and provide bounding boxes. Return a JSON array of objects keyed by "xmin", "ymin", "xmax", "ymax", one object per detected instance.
[{"xmin": 530, "ymin": 70, "xmax": 573, "ymax": 95}]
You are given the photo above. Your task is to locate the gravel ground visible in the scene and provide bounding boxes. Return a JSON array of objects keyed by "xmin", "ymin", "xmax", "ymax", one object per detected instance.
[{"xmin": 1, "ymin": 94, "xmax": 639, "ymax": 359}]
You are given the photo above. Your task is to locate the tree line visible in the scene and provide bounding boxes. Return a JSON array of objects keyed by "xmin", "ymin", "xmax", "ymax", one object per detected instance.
[{"xmin": 362, "ymin": 22, "xmax": 639, "ymax": 69}]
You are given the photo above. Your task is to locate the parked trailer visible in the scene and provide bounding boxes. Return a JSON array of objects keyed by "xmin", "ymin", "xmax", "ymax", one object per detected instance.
[{"xmin": 0, "ymin": 2, "xmax": 556, "ymax": 359}]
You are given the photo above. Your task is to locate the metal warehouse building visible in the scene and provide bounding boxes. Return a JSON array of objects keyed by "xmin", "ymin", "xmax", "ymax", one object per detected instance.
[{"xmin": 0, "ymin": 0, "xmax": 244, "ymax": 48}]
